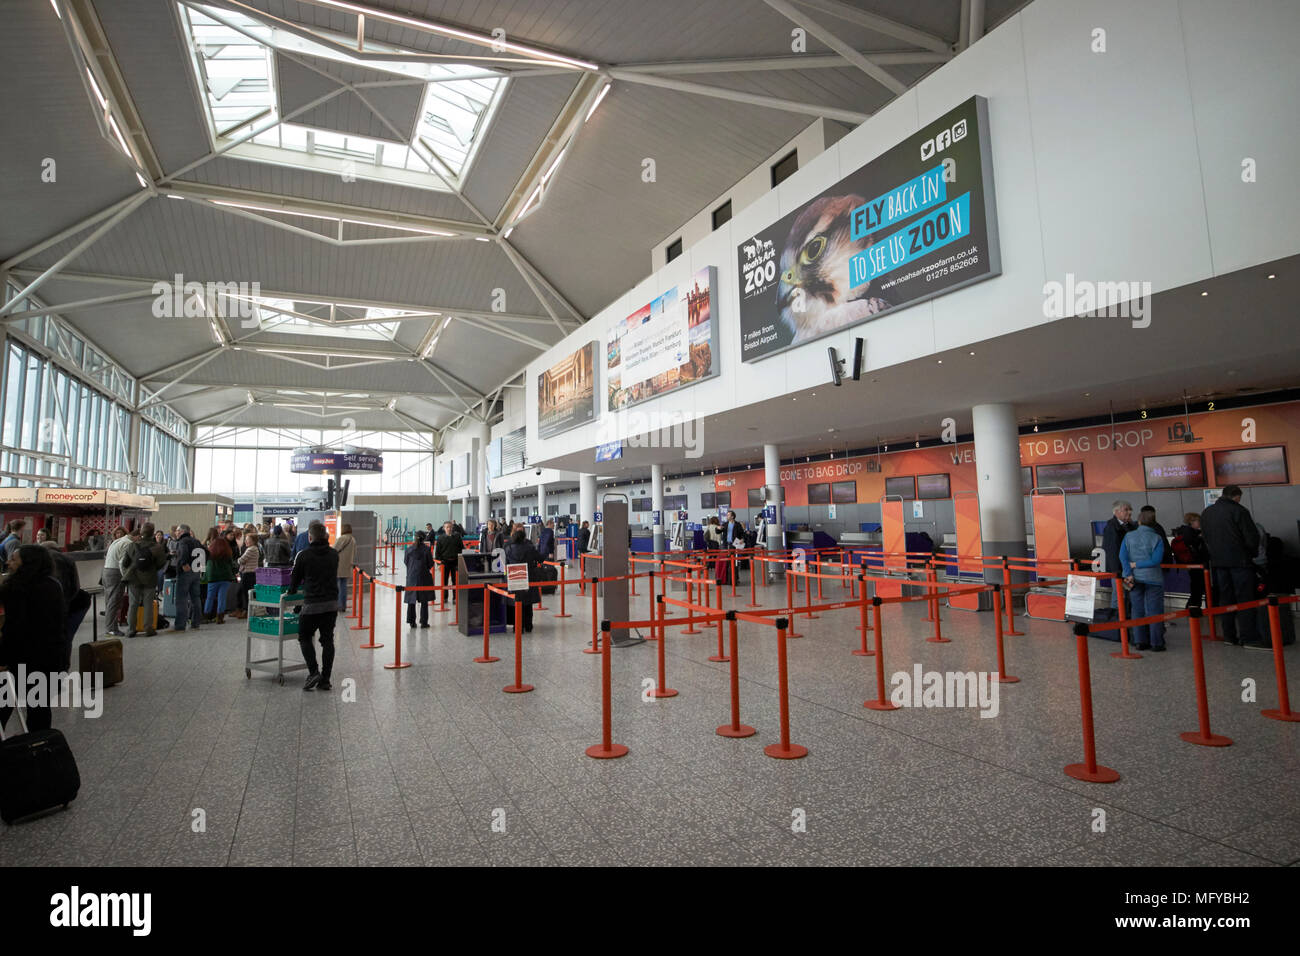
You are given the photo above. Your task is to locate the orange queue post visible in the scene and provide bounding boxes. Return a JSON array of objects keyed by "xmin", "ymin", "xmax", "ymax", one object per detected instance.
[
  {"xmin": 650, "ymin": 594, "xmax": 677, "ymax": 698},
  {"xmin": 863, "ymin": 597, "xmax": 898, "ymax": 712},
  {"xmin": 1180, "ymin": 608, "xmax": 1231, "ymax": 747},
  {"xmin": 991, "ymin": 584, "xmax": 1018, "ymax": 683},
  {"xmin": 384, "ymin": 586, "xmax": 411, "ymax": 670},
  {"xmin": 763, "ymin": 618, "xmax": 808, "ymax": 760},
  {"xmin": 708, "ymin": 576, "xmax": 728, "ymax": 662},
  {"xmin": 474, "ymin": 583, "xmax": 499, "ymax": 664},
  {"xmin": 583, "ymin": 578, "xmax": 600, "ymax": 654},
  {"xmin": 499, "ymin": 587, "xmax": 533, "ymax": 694},
  {"xmin": 349, "ymin": 566, "xmax": 367, "ymax": 631},
  {"xmin": 717, "ymin": 612, "xmax": 755, "ymax": 738},
  {"xmin": 852, "ymin": 573, "xmax": 873, "ymax": 656},
  {"xmin": 1262, "ymin": 596, "xmax": 1300, "ymax": 723},
  {"xmin": 1064, "ymin": 623, "xmax": 1120, "ymax": 783},
  {"xmin": 360, "ymin": 572, "xmax": 382, "ymax": 649},
  {"xmin": 586, "ymin": 621, "xmax": 628, "ymax": 759},
  {"xmin": 552, "ymin": 561, "xmax": 571, "ymax": 618}
]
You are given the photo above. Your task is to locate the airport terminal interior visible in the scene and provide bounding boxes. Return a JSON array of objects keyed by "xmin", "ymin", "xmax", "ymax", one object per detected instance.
[{"xmin": 1, "ymin": 0, "xmax": 1299, "ymax": 873}]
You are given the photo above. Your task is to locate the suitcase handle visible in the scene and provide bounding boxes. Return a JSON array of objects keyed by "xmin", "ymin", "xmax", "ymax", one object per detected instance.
[{"xmin": 0, "ymin": 669, "xmax": 28, "ymax": 740}]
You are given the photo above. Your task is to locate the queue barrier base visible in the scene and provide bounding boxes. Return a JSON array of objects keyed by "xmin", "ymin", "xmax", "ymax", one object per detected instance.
[{"xmin": 1064, "ymin": 762, "xmax": 1120, "ymax": 783}]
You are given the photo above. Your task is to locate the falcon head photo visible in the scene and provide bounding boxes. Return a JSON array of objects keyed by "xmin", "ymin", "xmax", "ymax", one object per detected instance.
[{"xmin": 777, "ymin": 195, "xmax": 890, "ymax": 345}]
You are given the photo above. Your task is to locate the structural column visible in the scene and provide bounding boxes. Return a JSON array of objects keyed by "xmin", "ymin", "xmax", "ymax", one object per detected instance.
[
  {"xmin": 651, "ymin": 463, "xmax": 665, "ymax": 553},
  {"xmin": 763, "ymin": 444, "xmax": 783, "ymax": 577},
  {"xmin": 972, "ymin": 403, "xmax": 1028, "ymax": 584},
  {"xmin": 536, "ymin": 481, "xmax": 546, "ymax": 522},
  {"xmin": 579, "ymin": 473, "xmax": 597, "ymax": 528},
  {"xmin": 504, "ymin": 487, "xmax": 513, "ymax": 525}
]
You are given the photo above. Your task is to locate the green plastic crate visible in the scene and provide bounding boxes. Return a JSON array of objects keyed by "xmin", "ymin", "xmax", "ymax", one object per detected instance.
[
  {"xmin": 250, "ymin": 614, "xmax": 299, "ymax": 635},
  {"xmin": 255, "ymin": 583, "xmax": 286, "ymax": 603}
]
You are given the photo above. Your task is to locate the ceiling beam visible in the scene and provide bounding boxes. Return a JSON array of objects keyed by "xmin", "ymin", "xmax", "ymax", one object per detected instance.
[
  {"xmin": 761, "ymin": 0, "xmax": 908, "ymax": 96},
  {"xmin": 606, "ymin": 70, "xmax": 870, "ymax": 124},
  {"xmin": 159, "ymin": 181, "xmax": 490, "ymax": 238},
  {"xmin": 452, "ymin": 316, "xmax": 549, "ymax": 351},
  {"xmin": 613, "ymin": 51, "xmax": 950, "ymax": 73},
  {"xmin": 790, "ymin": 0, "xmax": 954, "ymax": 55}
]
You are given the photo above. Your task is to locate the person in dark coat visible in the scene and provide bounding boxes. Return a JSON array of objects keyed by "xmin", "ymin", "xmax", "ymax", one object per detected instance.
[
  {"xmin": 577, "ymin": 521, "xmax": 591, "ymax": 554},
  {"xmin": 0, "ymin": 545, "xmax": 67, "ymax": 733},
  {"xmin": 434, "ymin": 521, "xmax": 463, "ymax": 591},
  {"xmin": 479, "ymin": 520, "xmax": 504, "ymax": 556},
  {"xmin": 404, "ymin": 531, "xmax": 435, "ymax": 628},
  {"xmin": 537, "ymin": 520, "xmax": 556, "ymax": 562},
  {"xmin": 1200, "ymin": 485, "xmax": 1263, "ymax": 646},
  {"xmin": 504, "ymin": 529, "xmax": 542, "ymax": 633},
  {"xmin": 1171, "ymin": 513, "xmax": 1211, "ymax": 609},
  {"xmin": 49, "ymin": 549, "xmax": 90, "ymax": 670},
  {"xmin": 1101, "ymin": 500, "xmax": 1136, "ymax": 616}
]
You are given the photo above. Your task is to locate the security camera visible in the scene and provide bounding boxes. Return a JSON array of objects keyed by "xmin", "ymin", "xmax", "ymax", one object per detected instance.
[
  {"xmin": 828, "ymin": 347, "xmax": 845, "ymax": 386},
  {"xmin": 535, "ymin": 468, "xmax": 543, "ymax": 476}
]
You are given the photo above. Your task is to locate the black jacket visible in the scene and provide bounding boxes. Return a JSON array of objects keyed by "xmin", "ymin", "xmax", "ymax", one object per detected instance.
[
  {"xmin": 404, "ymin": 543, "xmax": 435, "ymax": 605},
  {"xmin": 289, "ymin": 539, "xmax": 340, "ymax": 614},
  {"xmin": 479, "ymin": 529, "xmax": 504, "ymax": 554},
  {"xmin": 1201, "ymin": 497, "xmax": 1260, "ymax": 568},
  {"xmin": 174, "ymin": 534, "xmax": 204, "ymax": 574},
  {"xmin": 434, "ymin": 532, "xmax": 463, "ymax": 565},
  {"xmin": 0, "ymin": 574, "xmax": 66, "ymax": 672},
  {"xmin": 1101, "ymin": 515, "xmax": 1135, "ymax": 579},
  {"xmin": 1171, "ymin": 524, "xmax": 1209, "ymax": 565},
  {"xmin": 504, "ymin": 539, "xmax": 542, "ymax": 605},
  {"xmin": 537, "ymin": 528, "xmax": 555, "ymax": 560},
  {"xmin": 578, "ymin": 528, "xmax": 591, "ymax": 553}
]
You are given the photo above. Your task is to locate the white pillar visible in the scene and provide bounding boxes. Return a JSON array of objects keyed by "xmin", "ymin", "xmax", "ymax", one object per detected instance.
[
  {"xmin": 972, "ymin": 403, "xmax": 1027, "ymax": 583},
  {"xmin": 651, "ymin": 462, "xmax": 665, "ymax": 553},
  {"xmin": 504, "ymin": 488, "xmax": 513, "ymax": 525},
  {"xmin": 579, "ymin": 473, "xmax": 597, "ymax": 526},
  {"xmin": 536, "ymin": 481, "xmax": 546, "ymax": 521},
  {"xmin": 763, "ymin": 443, "xmax": 783, "ymax": 573}
]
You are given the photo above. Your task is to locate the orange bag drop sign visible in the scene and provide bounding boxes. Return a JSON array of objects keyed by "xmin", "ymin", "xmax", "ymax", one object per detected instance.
[{"xmin": 506, "ymin": 564, "xmax": 529, "ymax": 592}]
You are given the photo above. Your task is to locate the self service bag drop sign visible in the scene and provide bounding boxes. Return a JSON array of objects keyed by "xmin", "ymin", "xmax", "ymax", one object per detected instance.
[{"xmin": 737, "ymin": 95, "xmax": 1001, "ymax": 362}]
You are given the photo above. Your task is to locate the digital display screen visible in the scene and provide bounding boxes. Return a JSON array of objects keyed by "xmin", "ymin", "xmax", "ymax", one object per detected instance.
[
  {"xmin": 885, "ymin": 476, "xmax": 915, "ymax": 498},
  {"xmin": 1212, "ymin": 446, "xmax": 1289, "ymax": 486},
  {"xmin": 1143, "ymin": 453, "xmax": 1207, "ymax": 489},
  {"xmin": 808, "ymin": 483, "xmax": 832, "ymax": 505},
  {"xmin": 831, "ymin": 480, "xmax": 858, "ymax": 504},
  {"xmin": 1035, "ymin": 462, "xmax": 1084, "ymax": 493},
  {"xmin": 917, "ymin": 473, "xmax": 951, "ymax": 500}
]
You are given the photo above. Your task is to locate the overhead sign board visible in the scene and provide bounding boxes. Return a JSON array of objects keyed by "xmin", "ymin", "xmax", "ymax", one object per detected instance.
[
  {"xmin": 737, "ymin": 95, "xmax": 1000, "ymax": 362},
  {"xmin": 290, "ymin": 451, "xmax": 383, "ymax": 474}
]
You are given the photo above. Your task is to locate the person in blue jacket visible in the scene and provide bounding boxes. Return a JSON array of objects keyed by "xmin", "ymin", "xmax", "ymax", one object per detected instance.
[
  {"xmin": 1119, "ymin": 510, "xmax": 1167, "ymax": 651},
  {"xmin": 292, "ymin": 525, "xmax": 311, "ymax": 561},
  {"xmin": 537, "ymin": 520, "xmax": 556, "ymax": 562}
]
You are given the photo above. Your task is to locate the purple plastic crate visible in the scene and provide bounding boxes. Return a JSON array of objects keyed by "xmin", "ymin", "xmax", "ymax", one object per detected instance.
[{"xmin": 256, "ymin": 567, "xmax": 294, "ymax": 586}]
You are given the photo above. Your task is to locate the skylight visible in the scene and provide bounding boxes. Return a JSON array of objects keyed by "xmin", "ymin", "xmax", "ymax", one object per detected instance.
[
  {"xmin": 179, "ymin": 3, "xmax": 507, "ymax": 190},
  {"xmin": 249, "ymin": 298, "xmax": 417, "ymax": 341}
]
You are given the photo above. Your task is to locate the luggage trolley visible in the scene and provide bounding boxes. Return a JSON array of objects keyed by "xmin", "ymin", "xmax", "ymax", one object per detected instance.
[{"xmin": 244, "ymin": 567, "xmax": 307, "ymax": 685}]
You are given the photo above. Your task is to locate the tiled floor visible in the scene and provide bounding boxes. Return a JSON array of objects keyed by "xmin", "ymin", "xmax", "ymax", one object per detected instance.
[{"xmin": 2, "ymin": 569, "xmax": 1297, "ymax": 867}]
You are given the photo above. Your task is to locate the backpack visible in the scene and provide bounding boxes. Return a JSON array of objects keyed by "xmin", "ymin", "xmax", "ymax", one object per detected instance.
[
  {"xmin": 1171, "ymin": 532, "xmax": 1196, "ymax": 566},
  {"xmin": 133, "ymin": 542, "xmax": 156, "ymax": 573}
]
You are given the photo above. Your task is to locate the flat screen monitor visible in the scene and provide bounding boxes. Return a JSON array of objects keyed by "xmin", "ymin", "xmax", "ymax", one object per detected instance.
[
  {"xmin": 884, "ymin": 476, "xmax": 915, "ymax": 499},
  {"xmin": 1212, "ymin": 446, "xmax": 1289, "ymax": 486},
  {"xmin": 1021, "ymin": 466, "xmax": 1033, "ymax": 494},
  {"xmin": 747, "ymin": 486, "xmax": 784, "ymax": 507},
  {"xmin": 831, "ymin": 480, "xmax": 857, "ymax": 504},
  {"xmin": 1035, "ymin": 462, "xmax": 1084, "ymax": 493},
  {"xmin": 1143, "ymin": 452, "xmax": 1207, "ymax": 489},
  {"xmin": 699, "ymin": 492, "xmax": 716, "ymax": 510},
  {"xmin": 917, "ymin": 473, "xmax": 951, "ymax": 500},
  {"xmin": 807, "ymin": 483, "xmax": 831, "ymax": 505}
]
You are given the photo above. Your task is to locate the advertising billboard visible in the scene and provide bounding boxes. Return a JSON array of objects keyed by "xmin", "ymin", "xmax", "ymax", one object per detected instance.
[
  {"xmin": 607, "ymin": 266, "xmax": 718, "ymax": 410},
  {"xmin": 538, "ymin": 342, "xmax": 599, "ymax": 439},
  {"xmin": 736, "ymin": 95, "xmax": 1000, "ymax": 362}
]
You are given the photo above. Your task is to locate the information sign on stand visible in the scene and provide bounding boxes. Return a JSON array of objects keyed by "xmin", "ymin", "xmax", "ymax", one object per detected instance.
[
  {"xmin": 593, "ymin": 511, "xmax": 603, "ymax": 523},
  {"xmin": 506, "ymin": 564, "xmax": 529, "ymax": 592},
  {"xmin": 792, "ymin": 547, "xmax": 807, "ymax": 573},
  {"xmin": 1064, "ymin": 574, "xmax": 1097, "ymax": 623}
]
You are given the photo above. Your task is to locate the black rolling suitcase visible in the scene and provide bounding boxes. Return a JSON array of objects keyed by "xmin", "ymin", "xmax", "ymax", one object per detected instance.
[
  {"xmin": 536, "ymin": 563, "xmax": 558, "ymax": 595},
  {"xmin": 0, "ymin": 705, "xmax": 81, "ymax": 824}
]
